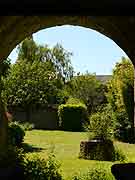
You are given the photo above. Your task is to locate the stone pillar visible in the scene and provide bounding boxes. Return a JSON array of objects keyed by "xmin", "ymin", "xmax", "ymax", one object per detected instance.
[
  {"xmin": 0, "ymin": 96, "xmax": 8, "ymax": 153},
  {"xmin": 133, "ymin": 67, "xmax": 135, "ymax": 128},
  {"xmin": 132, "ymin": 69, "xmax": 135, "ymax": 143}
]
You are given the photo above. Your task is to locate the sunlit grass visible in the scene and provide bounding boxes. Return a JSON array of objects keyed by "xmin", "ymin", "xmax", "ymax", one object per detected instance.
[{"xmin": 24, "ymin": 130, "xmax": 135, "ymax": 179}]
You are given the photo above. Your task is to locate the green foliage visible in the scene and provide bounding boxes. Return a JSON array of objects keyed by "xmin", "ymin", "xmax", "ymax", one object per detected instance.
[
  {"xmin": 72, "ymin": 167, "xmax": 115, "ymax": 180},
  {"xmin": 17, "ymin": 37, "xmax": 74, "ymax": 82},
  {"xmin": 8, "ymin": 121, "xmax": 25, "ymax": 147},
  {"xmin": 0, "ymin": 58, "xmax": 11, "ymax": 107},
  {"xmin": 51, "ymin": 43, "xmax": 74, "ymax": 82},
  {"xmin": 66, "ymin": 72, "xmax": 107, "ymax": 114},
  {"xmin": 66, "ymin": 97, "xmax": 84, "ymax": 104},
  {"xmin": 21, "ymin": 122, "xmax": 35, "ymax": 131},
  {"xmin": 23, "ymin": 153, "xmax": 62, "ymax": 180},
  {"xmin": 88, "ymin": 105, "xmax": 116, "ymax": 140},
  {"xmin": 0, "ymin": 58, "xmax": 11, "ymax": 78},
  {"xmin": 17, "ymin": 36, "xmax": 38, "ymax": 63},
  {"xmin": 3, "ymin": 39, "xmax": 74, "ymax": 113},
  {"xmin": 112, "ymin": 145, "xmax": 127, "ymax": 162},
  {"xmin": 0, "ymin": 145, "xmax": 63, "ymax": 180},
  {"xmin": 56, "ymin": 89, "xmax": 70, "ymax": 105},
  {"xmin": 58, "ymin": 103, "xmax": 88, "ymax": 131},
  {"xmin": 24, "ymin": 130, "xmax": 135, "ymax": 179},
  {"xmin": 3, "ymin": 60, "xmax": 62, "ymax": 110},
  {"xmin": 106, "ymin": 57, "xmax": 134, "ymax": 142}
]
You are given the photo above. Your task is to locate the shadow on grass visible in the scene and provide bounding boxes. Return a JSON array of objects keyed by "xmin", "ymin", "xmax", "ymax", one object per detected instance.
[{"xmin": 22, "ymin": 143, "xmax": 46, "ymax": 153}]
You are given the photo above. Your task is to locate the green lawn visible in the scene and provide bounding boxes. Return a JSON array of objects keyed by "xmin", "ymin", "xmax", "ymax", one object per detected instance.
[{"xmin": 24, "ymin": 130, "xmax": 135, "ymax": 180}]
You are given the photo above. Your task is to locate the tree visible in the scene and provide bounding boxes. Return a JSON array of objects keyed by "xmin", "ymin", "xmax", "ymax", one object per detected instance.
[
  {"xmin": 65, "ymin": 72, "xmax": 107, "ymax": 114},
  {"xmin": 3, "ymin": 39, "xmax": 74, "ymax": 119},
  {"xmin": 106, "ymin": 57, "xmax": 134, "ymax": 142},
  {"xmin": 3, "ymin": 60, "xmax": 64, "ymax": 119},
  {"xmin": 17, "ymin": 36, "xmax": 37, "ymax": 63},
  {"xmin": 17, "ymin": 37, "xmax": 74, "ymax": 82}
]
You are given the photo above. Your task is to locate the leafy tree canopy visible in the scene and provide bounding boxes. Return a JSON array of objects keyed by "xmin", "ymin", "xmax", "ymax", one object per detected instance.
[
  {"xmin": 2, "ymin": 37, "xmax": 74, "ymax": 110},
  {"xmin": 17, "ymin": 36, "xmax": 74, "ymax": 82},
  {"xmin": 106, "ymin": 57, "xmax": 134, "ymax": 131},
  {"xmin": 65, "ymin": 71, "xmax": 107, "ymax": 114}
]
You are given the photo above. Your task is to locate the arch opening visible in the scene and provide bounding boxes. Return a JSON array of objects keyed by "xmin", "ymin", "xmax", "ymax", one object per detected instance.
[{"xmin": 0, "ymin": 16, "xmax": 135, "ymax": 180}]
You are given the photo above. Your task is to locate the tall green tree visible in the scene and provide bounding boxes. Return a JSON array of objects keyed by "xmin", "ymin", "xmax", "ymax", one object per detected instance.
[
  {"xmin": 3, "ymin": 38, "xmax": 74, "ymax": 119},
  {"xmin": 106, "ymin": 57, "xmax": 134, "ymax": 142},
  {"xmin": 17, "ymin": 37, "xmax": 74, "ymax": 82},
  {"xmin": 17, "ymin": 36, "xmax": 37, "ymax": 63},
  {"xmin": 3, "ymin": 60, "xmax": 63, "ymax": 119}
]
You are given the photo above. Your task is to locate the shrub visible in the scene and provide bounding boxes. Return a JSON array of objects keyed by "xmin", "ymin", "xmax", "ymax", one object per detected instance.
[
  {"xmin": 66, "ymin": 97, "xmax": 84, "ymax": 105},
  {"xmin": 112, "ymin": 145, "xmax": 127, "ymax": 162},
  {"xmin": 23, "ymin": 153, "xmax": 63, "ymax": 180},
  {"xmin": 88, "ymin": 105, "xmax": 116, "ymax": 140},
  {"xmin": 113, "ymin": 110, "xmax": 130, "ymax": 141},
  {"xmin": 0, "ymin": 147, "xmax": 63, "ymax": 180},
  {"xmin": 21, "ymin": 122, "xmax": 35, "ymax": 131},
  {"xmin": 72, "ymin": 167, "xmax": 115, "ymax": 180},
  {"xmin": 58, "ymin": 103, "xmax": 88, "ymax": 131},
  {"xmin": 80, "ymin": 105, "xmax": 127, "ymax": 161},
  {"xmin": 8, "ymin": 121, "xmax": 25, "ymax": 147}
]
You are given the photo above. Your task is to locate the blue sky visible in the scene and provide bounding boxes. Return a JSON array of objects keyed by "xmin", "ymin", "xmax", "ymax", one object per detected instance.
[{"xmin": 8, "ymin": 25, "xmax": 128, "ymax": 75}]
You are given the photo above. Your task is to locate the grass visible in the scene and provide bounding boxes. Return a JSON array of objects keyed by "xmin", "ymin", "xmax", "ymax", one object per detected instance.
[{"xmin": 24, "ymin": 130, "xmax": 135, "ymax": 180}]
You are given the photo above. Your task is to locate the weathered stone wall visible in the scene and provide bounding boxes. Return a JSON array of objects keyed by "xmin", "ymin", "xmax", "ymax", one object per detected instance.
[{"xmin": 12, "ymin": 108, "xmax": 58, "ymax": 130}]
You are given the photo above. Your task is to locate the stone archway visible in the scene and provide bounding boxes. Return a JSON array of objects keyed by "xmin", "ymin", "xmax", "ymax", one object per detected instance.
[
  {"xmin": 0, "ymin": 15, "xmax": 134, "ymax": 151},
  {"xmin": 0, "ymin": 16, "xmax": 135, "ymax": 63}
]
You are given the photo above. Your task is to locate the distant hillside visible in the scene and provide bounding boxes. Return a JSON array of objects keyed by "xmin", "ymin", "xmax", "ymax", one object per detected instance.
[{"xmin": 96, "ymin": 75, "xmax": 112, "ymax": 83}]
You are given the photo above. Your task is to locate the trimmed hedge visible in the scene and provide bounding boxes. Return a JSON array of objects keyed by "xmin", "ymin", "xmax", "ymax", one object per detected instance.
[
  {"xmin": 58, "ymin": 103, "xmax": 88, "ymax": 131},
  {"xmin": 79, "ymin": 140, "xmax": 126, "ymax": 162},
  {"xmin": 79, "ymin": 139, "xmax": 115, "ymax": 161}
]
